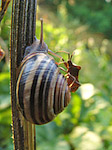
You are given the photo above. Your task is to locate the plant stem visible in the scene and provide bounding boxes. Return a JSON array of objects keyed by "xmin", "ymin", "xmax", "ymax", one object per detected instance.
[{"xmin": 10, "ymin": 0, "xmax": 37, "ymax": 149}]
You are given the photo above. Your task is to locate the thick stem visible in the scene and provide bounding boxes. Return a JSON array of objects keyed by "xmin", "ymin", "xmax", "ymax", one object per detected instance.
[{"xmin": 10, "ymin": 0, "xmax": 37, "ymax": 149}]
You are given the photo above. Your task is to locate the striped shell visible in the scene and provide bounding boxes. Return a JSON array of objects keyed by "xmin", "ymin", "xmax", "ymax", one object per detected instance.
[{"xmin": 16, "ymin": 53, "xmax": 71, "ymax": 125}]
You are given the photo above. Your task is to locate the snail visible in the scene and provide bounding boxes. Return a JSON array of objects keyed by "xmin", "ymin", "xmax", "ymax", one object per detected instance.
[
  {"xmin": 0, "ymin": 48, "xmax": 5, "ymax": 61},
  {"xmin": 16, "ymin": 19, "xmax": 81, "ymax": 125}
]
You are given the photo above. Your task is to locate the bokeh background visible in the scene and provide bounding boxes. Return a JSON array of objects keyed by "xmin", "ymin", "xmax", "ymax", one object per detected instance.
[{"xmin": 0, "ymin": 0, "xmax": 112, "ymax": 149}]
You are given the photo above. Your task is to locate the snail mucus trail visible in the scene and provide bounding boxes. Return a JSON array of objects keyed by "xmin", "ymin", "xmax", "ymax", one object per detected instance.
[{"xmin": 16, "ymin": 18, "xmax": 81, "ymax": 125}]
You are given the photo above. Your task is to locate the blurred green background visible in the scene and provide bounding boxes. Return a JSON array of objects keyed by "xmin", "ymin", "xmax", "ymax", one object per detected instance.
[{"xmin": 0, "ymin": 0, "xmax": 112, "ymax": 150}]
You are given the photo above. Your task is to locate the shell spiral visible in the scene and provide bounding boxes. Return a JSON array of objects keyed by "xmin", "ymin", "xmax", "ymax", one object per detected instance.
[{"xmin": 16, "ymin": 53, "xmax": 71, "ymax": 125}]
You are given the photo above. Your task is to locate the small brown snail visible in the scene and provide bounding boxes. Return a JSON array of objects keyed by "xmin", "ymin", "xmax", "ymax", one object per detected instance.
[
  {"xmin": 0, "ymin": 48, "xmax": 5, "ymax": 61},
  {"xmin": 16, "ymin": 19, "xmax": 81, "ymax": 125}
]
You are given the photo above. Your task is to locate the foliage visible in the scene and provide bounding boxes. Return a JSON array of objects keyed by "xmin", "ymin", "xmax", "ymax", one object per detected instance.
[
  {"xmin": 66, "ymin": 0, "xmax": 112, "ymax": 39},
  {"xmin": 0, "ymin": 1, "xmax": 112, "ymax": 150},
  {"xmin": 0, "ymin": 71, "xmax": 13, "ymax": 150},
  {"xmin": 40, "ymin": 0, "xmax": 112, "ymax": 39}
]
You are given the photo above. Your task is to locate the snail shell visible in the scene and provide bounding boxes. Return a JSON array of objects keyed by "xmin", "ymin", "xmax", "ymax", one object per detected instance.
[{"xmin": 16, "ymin": 52, "xmax": 71, "ymax": 125}]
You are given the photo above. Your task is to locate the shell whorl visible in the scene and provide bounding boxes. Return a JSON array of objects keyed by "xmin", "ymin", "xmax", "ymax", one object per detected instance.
[{"xmin": 16, "ymin": 53, "xmax": 71, "ymax": 125}]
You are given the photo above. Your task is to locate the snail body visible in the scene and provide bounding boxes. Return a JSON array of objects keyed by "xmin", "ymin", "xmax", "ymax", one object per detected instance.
[{"xmin": 16, "ymin": 19, "xmax": 81, "ymax": 125}]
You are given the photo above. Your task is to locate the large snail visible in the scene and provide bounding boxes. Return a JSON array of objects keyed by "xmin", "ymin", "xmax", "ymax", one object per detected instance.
[{"xmin": 16, "ymin": 19, "xmax": 81, "ymax": 125}]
